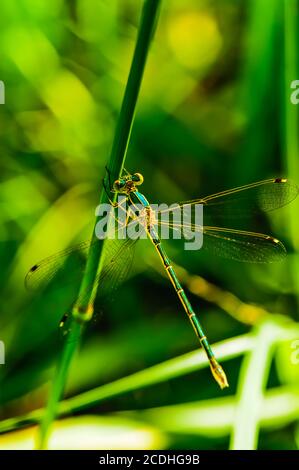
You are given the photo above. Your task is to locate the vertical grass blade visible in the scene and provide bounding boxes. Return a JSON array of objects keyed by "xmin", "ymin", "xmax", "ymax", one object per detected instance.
[
  {"xmin": 234, "ymin": 0, "xmax": 281, "ymax": 183},
  {"xmin": 36, "ymin": 0, "xmax": 162, "ymax": 449},
  {"xmin": 229, "ymin": 319, "xmax": 285, "ymax": 450},
  {"xmin": 282, "ymin": 0, "xmax": 299, "ymax": 295}
]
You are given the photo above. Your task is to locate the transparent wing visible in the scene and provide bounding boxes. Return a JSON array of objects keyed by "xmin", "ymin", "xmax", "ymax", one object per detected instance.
[
  {"xmin": 25, "ymin": 241, "xmax": 90, "ymax": 292},
  {"xmin": 25, "ymin": 236, "xmax": 137, "ymax": 299},
  {"xmin": 157, "ymin": 178, "xmax": 298, "ymax": 224},
  {"xmin": 201, "ymin": 227, "xmax": 286, "ymax": 262},
  {"xmin": 158, "ymin": 222, "xmax": 286, "ymax": 263},
  {"xmin": 82, "ymin": 237, "xmax": 137, "ymax": 302},
  {"xmin": 25, "ymin": 197, "xmax": 134, "ymax": 292}
]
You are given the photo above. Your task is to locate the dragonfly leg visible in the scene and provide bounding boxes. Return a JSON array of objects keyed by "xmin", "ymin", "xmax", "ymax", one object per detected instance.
[
  {"xmin": 103, "ymin": 176, "xmax": 116, "ymax": 206},
  {"xmin": 105, "ymin": 165, "xmax": 113, "ymax": 190},
  {"xmin": 122, "ymin": 167, "xmax": 131, "ymax": 176}
]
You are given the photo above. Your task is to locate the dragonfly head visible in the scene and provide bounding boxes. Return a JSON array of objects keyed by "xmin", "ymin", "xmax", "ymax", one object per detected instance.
[{"xmin": 113, "ymin": 172, "xmax": 144, "ymax": 193}]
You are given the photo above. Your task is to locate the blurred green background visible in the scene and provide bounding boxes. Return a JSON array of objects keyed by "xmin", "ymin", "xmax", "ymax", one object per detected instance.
[{"xmin": 0, "ymin": 0, "xmax": 299, "ymax": 450}]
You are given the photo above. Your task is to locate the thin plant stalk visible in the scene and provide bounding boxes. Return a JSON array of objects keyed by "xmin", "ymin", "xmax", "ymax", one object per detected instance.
[
  {"xmin": 1, "ymin": 323, "xmax": 299, "ymax": 435},
  {"xmin": 229, "ymin": 319, "xmax": 286, "ymax": 450},
  {"xmin": 36, "ymin": 0, "xmax": 162, "ymax": 449},
  {"xmin": 3, "ymin": 335, "xmax": 254, "ymax": 435},
  {"xmin": 283, "ymin": 0, "xmax": 299, "ymax": 296}
]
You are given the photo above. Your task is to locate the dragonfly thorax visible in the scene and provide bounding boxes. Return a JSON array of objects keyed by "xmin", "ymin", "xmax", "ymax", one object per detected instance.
[{"xmin": 130, "ymin": 205, "xmax": 156, "ymax": 227}]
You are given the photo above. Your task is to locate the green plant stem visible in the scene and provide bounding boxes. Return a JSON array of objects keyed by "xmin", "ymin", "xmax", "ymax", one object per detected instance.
[
  {"xmin": 124, "ymin": 385, "xmax": 299, "ymax": 436},
  {"xmin": 36, "ymin": 323, "xmax": 82, "ymax": 448},
  {"xmin": 36, "ymin": 0, "xmax": 161, "ymax": 449},
  {"xmin": 76, "ymin": 0, "xmax": 161, "ymax": 313},
  {"xmin": 1, "ymin": 328, "xmax": 299, "ymax": 436},
  {"xmin": 1, "ymin": 335, "xmax": 253, "ymax": 434},
  {"xmin": 283, "ymin": 0, "xmax": 299, "ymax": 297},
  {"xmin": 2, "ymin": 385, "xmax": 299, "ymax": 441},
  {"xmin": 229, "ymin": 319, "xmax": 289, "ymax": 450}
]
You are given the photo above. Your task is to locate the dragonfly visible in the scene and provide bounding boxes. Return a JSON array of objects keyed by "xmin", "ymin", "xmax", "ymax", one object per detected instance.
[{"xmin": 25, "ymin": 173, "xmax": 298, "ymax": 389}]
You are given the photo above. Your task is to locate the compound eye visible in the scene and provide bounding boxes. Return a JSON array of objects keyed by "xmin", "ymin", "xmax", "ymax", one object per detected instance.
[
  {"xmin": 113, "ymin": 179, "xmax": 125, "ymax": 191},
  {"xmin": 133, "ymin": 173, "xmax": 144, "ymax": 185}
]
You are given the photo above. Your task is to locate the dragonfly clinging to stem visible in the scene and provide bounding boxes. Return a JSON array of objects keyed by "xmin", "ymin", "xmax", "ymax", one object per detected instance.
[{"xmin": 26, "ymin": 173, "xmax": 298, "ymax": 389}]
